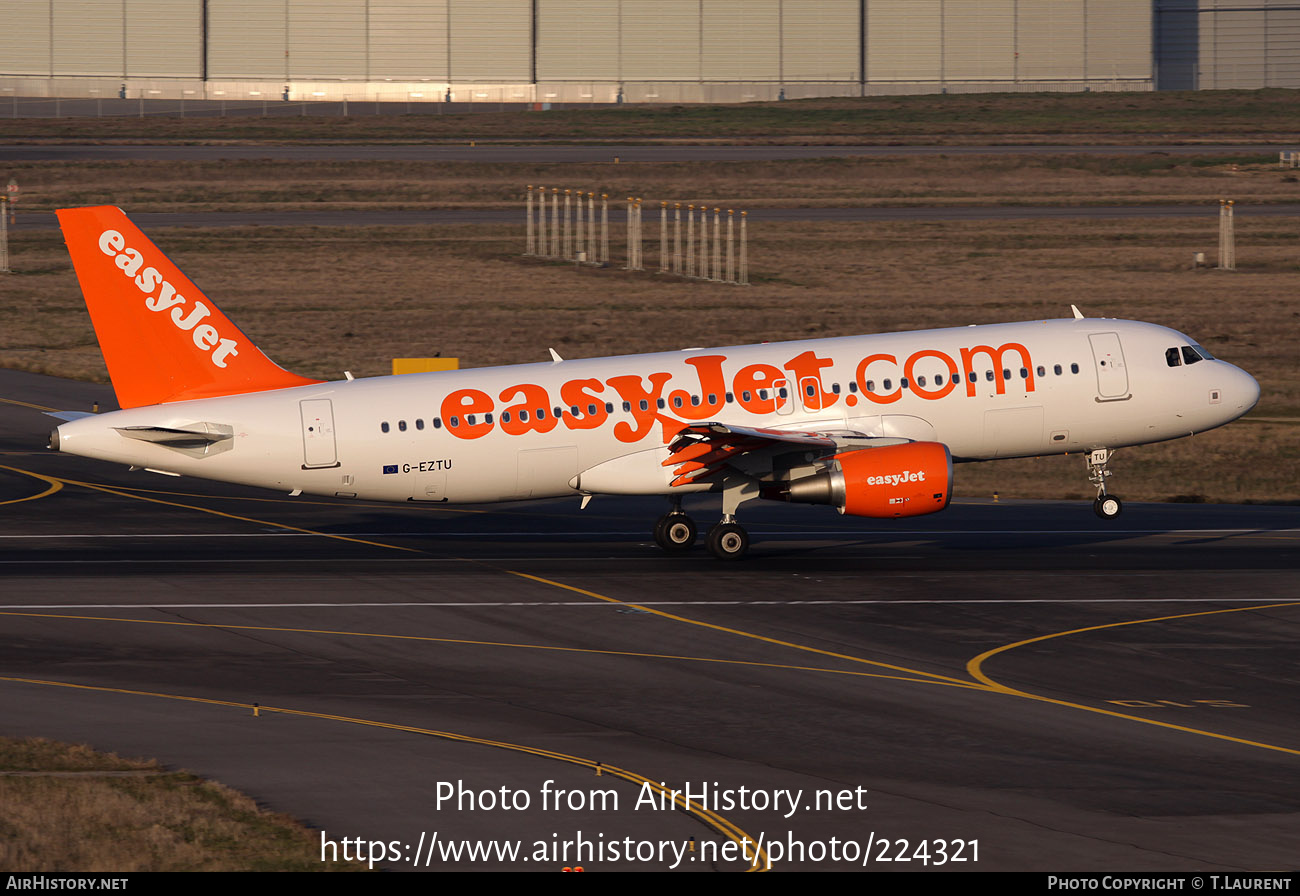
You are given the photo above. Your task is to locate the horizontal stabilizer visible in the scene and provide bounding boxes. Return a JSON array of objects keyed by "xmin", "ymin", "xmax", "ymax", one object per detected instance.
[{"xmin": 115, "ymin": 423, "xmax": 233, "ymax": 451}]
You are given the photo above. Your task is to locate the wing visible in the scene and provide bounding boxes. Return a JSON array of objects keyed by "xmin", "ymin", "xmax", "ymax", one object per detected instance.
[{"xmin": 662, "ymin": 421, "xmax": 909, "ymax": 488}]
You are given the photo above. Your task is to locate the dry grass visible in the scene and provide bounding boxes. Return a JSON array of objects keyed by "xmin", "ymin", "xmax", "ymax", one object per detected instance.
[
  {"xmin": 6, "ymin": 154, "xmax": 1298, "ymax": 214},
  {"xmin": 1, "ymin": 153, "xmax": 1296, "ymax": 504},
  {"xmin": 0, "ymin": 737, "xmax": 362, "ymax": 871},
  {"xmin": 5, "ymin": 88, "xmax": 1300, "ymax": 144}
]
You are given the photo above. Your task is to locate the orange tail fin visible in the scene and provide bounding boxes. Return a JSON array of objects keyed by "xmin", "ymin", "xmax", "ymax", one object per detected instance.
[{"xmin": 57, "ymin": 206, "xmax": 321, "ymax": 408}]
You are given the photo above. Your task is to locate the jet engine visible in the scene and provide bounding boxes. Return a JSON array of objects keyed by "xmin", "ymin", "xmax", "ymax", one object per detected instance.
[{"xmin": 762, "ymin": 441, "xmax": 952, "ymax": 518}]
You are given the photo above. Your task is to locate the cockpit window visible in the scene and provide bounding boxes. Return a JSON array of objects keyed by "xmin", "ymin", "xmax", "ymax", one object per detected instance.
[
  {"xmin": 1190, "ymin": 343, "xmax": 1214, "ymax": 361},
  {"xmin": 1181, "ymin": 345, "xmax": 1204, "ymax": 365},
  {"xmin": 1166, "ymin": 347, "xmax": 1182, "ymax": 367}
]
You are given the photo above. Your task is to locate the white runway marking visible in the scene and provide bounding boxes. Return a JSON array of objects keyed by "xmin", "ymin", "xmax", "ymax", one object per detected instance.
[
  {"xmin": 0, "ymin": 528, "xmax": 1292, "ymax": 539},
  {"xmin": 3, "ymin": 596, "xmax": 1294, "ymax": 609}
]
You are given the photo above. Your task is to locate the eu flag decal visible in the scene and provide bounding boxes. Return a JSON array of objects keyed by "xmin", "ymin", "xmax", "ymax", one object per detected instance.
[{"xmin": 382, "ymin": 464, "xmax": 398, "ymax": 475}]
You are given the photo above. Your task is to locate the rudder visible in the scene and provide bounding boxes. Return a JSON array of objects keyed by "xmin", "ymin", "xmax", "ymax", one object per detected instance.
[{"xmin": 57, "ymin": 205, "xmax": 321, "ymax": 408}]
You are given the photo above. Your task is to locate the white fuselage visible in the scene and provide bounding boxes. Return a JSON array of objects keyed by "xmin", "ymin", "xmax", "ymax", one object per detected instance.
[{"xmin": 54, "ymin": 318, "xmax": 1260, "ymax": 504}]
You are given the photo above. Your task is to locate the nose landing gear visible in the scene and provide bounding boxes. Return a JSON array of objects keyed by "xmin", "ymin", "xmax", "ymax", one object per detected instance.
[{"xmin": 1088, "ymin": 448, "xmax": 1123, "ymax": 520}]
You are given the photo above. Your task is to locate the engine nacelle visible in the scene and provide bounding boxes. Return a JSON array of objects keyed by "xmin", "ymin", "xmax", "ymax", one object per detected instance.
[{"xmin": 763, "ymin": 441, "xmax": 952, "ymax": 519}]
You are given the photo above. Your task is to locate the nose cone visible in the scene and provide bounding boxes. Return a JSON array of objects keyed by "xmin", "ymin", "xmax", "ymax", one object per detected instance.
[{"xmin": 1230, "ymin": 364, "xmax": 1261, "ymax": 416}]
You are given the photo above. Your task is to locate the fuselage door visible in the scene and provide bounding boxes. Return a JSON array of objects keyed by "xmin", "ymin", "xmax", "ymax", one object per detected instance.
[
  {"xmin": 773, "ymin": 378, "xmax": 794, "ymax": 416},
  {"xmin": 300, "ymin": 398, "xmax": 339, "ymax": 469},
  {"xmin": 799, "ymin": 376, "xmax": 827, "ymax": 412},
  {"xmin": 1088, "ymin": 332, "xmax": 1130, "ymax": 400}
]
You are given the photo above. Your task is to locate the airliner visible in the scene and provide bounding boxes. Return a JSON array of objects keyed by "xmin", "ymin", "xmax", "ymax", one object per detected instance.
[{"xmin": 48, "ymin": 206, "xmax": 1260, "ymax": 559}]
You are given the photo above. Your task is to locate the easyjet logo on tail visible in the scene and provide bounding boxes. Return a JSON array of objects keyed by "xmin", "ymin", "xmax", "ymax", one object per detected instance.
[{"xmin": 98, "ymin": 229, "xmax": 240, "ymax": 368}]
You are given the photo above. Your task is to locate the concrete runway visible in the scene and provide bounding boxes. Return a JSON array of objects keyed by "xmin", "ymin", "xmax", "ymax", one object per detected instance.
[{"xmin": 1, "ymin": 369, "xmax": 1296, "ymax": 871}]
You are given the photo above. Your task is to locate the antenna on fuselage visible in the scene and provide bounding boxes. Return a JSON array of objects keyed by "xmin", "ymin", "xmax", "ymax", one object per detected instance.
[{"xmin": 1071, "ymin": 305, "xmax": 1085, "ymax": 320}]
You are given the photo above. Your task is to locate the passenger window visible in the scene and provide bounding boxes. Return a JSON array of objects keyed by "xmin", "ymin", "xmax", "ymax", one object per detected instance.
[
  {"xmin": 1036, "ymin": 366, "xmax": 1045, "ymax": 377},
  {"xmin": 623, "ymin": 401, "xmax": 631, "ymax": 412},
  {"xmin": 848, "ymin": 382, "xmax": 858, "ymax": 393},
  {"xmin": 805, "ymin": 383, "xmax": 816, "ymax": 397},
  {"xmin": 866, "ymin": 381, "xmax": 875, "ymax": 392},
  {"xmin": 398, "ymin": 420, "xmax": 407, "ymax": 432},
  {"xmin": 381, "ymin": 422, "xmax": 389, "ymax": 433},
  {"xmin": 466, "ymin": 415, "xmax": 476, "ymax": 425},
  {"xmin": 640, "ymin": 399, "xmax": 649, "ymax": 411},
  {"xmin": 588, "ymin": 403, "xmax": 597, "ymax": 415},
  {"xmin": 690, "ymin": 395, "xmax": 700, "ymax": 406},
  {"xmin": 485, "ymin": 413, "xmax": 493, "ymax": 424},
  {"xmin": 916, "ymin": 376, "xmax": 926, "ymax": 388},
  {"xmin": 537, "ymin": 408, "xmax": 547, "ymax": 420},
  {"xmin": 742, "ymin": 390, "xmax": 752, "ymax": 402},
  {"xmin": 604, "ymin": 403, "xmax": 613, "ymax": 413},
  {"xmin": 673, "ymin": 396, "xmax": 683, "ymax": 408},
  {"xmin": 433, "ymin": 417, "xmax": 442, "ymax": 429},
  {"xmin": 570, "ymin": 405, "xmax": 580, "ymax": 415},
  {"xmin": 501, "ymin": 412, "xmax": 511, "ymax": 423},
  {"xmin": 985, "ymin": 370, "xmax": 994, "ymax": 382},
  {"xmin": 1020, "ymin": 368, "xmax": 1028, "ymax": 379},
  {"xmin": 1054, "ymin": 364, "xmax": 1062, "ymax": 375},
  {"xmin": 415, "ymin": 419, "xmax": 424, "ymax": 430},
  {"xmin": 657, "ymin": 399, "xmax": 666, "ymax": 409},
  {"xmin": 831, "ymin": 383, "xmax": 841, "ymax": 394},
  {"xmin": 519, "ymin": 410, "xmax": 529, "ymax": 422},
  {"xmin": 449, "ymin": 416, "xmax": 459, "ymax": 427},
  {"xmin": 883, "ymin": 379, "xmax": 893, "ymax": 391},
  {"xmin": 1071, "ymin": 363, "xmax": 1080, "ymax": 374}
]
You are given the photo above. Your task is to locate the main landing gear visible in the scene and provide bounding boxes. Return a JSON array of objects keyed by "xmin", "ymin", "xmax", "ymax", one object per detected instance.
[
  {"xmin": 652, "ymin": 491, "xmax": 754, "ymax": 561},
  {"xmin": 653, "ymin": 505, "xmax": 697, "ymax": 552},
  {"xmin": 1088, "ymin": 448, "xmax": 1123, "ymax": 520},
  {"xmin": 706, "ymin": 518, "xmax": 749, "ymax": 560}
]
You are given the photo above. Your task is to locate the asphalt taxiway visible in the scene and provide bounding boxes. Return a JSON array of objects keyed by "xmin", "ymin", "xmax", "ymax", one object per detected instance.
[
  {"xmin": 1, "ymin": 370, "xmax": 1297, "ymax": 871},
  {"xmin": 0, "ymin": 142, "xmax": 1289, "ymax": 163}
]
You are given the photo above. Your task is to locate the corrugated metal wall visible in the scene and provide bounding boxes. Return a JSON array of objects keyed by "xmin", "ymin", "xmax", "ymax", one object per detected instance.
[
  {"xmin": 0, "ymin": 0, "xmax": 201, "ymax": 78},
  {"xmin": 208, "ymin": 2, "xmax": 286, "ymax": 80},
  {"xmin": 1018, "ymin": 1, "xmax": 1086, "ymax": 80},
  {"xmin": 867, "ymin": 0, "xmax": 942, "ymax": 82},
  {"xmin": 450, "ymin": 0, "xmax": 531, "ymax": 82},
  {"xmin": 125, "ymin": 1, "xmax": 201, "ymax": 78},
  {"xmin": 1088, "ymin": 0, "xmax": 1153, "ymax": 80},
  {"xmin": 39, "ymin": 1, "xmax": 1300, "ymax": 99},
  {"xmin": 1157, "ymin": 0, "xmax": 1300, "ymax": 89},
  {"xmin": 0, "ymin": 1, "xmax": 52, "ymax": 75},
  {"xmin": 369, "ymin": 0, "xmax": 449, "ymax": 81}
]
